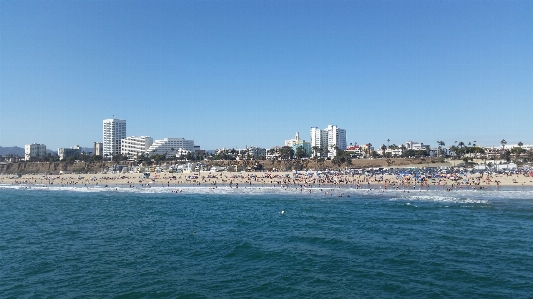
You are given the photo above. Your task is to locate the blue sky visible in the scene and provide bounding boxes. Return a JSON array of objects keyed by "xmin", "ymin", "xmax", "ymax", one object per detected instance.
[{"xmin": 1, "ymin": 1, "xmax": 532, "ymax": 150}]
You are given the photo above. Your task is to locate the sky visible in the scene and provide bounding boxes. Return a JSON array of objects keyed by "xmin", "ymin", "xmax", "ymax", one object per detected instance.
[{"xmin": 1, "ymin": 0, "xmax": 532, "ymax": 150}]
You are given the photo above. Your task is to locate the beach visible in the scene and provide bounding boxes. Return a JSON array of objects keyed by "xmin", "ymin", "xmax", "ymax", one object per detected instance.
[{"xmin": 3, "ymin": 168, "xmax": 533, "ymax": 190}]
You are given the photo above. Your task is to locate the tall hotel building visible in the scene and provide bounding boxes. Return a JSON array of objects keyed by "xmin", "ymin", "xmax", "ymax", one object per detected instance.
[
  {"xmin": 103, "ymin": 118, "xmax": 126, "ymax": 157},
  {"xmin": 310, "ymin": 125, "xmax": 347, "ymax": 157},
  {"xmin": 310, "ymin": 127, "xmax": 328, "ymax": 153},
  {"xmin": 326, "ymin": 125, "xmax": 347, "ymax": 152}
]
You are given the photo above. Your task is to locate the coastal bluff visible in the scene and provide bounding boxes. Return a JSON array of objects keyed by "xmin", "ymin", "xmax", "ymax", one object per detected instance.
[{"xmin": 0, "ymin": 158, "xmax": 445, "ymax": 174}]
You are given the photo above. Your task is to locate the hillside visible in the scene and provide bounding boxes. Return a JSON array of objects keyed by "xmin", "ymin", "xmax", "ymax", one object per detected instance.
[{"xmin": 0, "ymin": 158, "xmax": 447, "ymax": 174}]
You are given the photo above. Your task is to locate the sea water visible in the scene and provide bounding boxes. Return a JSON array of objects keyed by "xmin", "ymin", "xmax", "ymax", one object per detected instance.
[{"xmin": 1, "ymin": 185, "xmax": 533, "ymax": 298}]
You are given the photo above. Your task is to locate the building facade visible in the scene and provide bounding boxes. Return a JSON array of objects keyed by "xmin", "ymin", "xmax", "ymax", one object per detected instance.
[
  {"xmin": 246, "ymin": 146, "xmax": 267, "ymax": 160},
  {"xmin": 310, "ymin": 125, "xmax": 347, "ymax": 157},
  {"xmin": 405, "ymin": 141, "xmax": 429, "ymax": 151},
  {"xmin": 285, "ymin": 132, "xmax": 301, "ymax": 147},
  {"xmin": 121, "ymin": 136, "xmax": 154, "ymax": 158},
  {"xmin": 310, "ymin": 127, "xmax": 328, "ymax": 156},
  {"xmin": 103, "ymin": 118, "xmax": 126, "ymax": 157},
  {"xmin": 147, "ymin": 138, "xmax": 195, "ymax": 158},
  {"xmin": 93, "ymin": 142, "xmax": 103, "ymax": 156},
  {"xmin": 292, "ymin": 140, "xmax": 312, "ymax": 157},
  {"xmin": 24, "ymin": 143, "xmax": 47, "ymax": 161},
  {"xmin": 58, "ymin": 145, "xmax": 81, "ymax": 160},
  {"xmin": 326, "ymin": 125, "xmax": 347, "ymax": 156}
]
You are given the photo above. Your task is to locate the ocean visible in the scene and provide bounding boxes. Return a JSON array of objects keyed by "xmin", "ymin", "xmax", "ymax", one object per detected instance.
[{"xmin": 1, "ymin": 185, "xmax": 533, "ymax": 298}]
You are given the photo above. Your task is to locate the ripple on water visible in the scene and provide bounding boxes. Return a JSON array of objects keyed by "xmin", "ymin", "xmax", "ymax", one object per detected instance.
[{"xmin": 1, "ymin": 187, "xmax": 533, "ymax": 298}]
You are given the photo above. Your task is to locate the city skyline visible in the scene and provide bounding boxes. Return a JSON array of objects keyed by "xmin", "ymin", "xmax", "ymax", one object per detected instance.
[{"xmin": 1, "ymin": 1, "xmax": 532, "ymax": 150}]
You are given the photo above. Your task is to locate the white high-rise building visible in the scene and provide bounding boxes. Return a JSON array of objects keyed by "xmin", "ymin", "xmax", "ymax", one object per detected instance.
[
  {"xmin": 327, "ymin": 125, "xmax": 347, "ymax": 154},
  {"xmin": 310, "ymin": 127, "xmax": 328, "ymax": 152},
  {"xmin": 310, "ymin": 125, "xmax": 347, "ymax": 157},
  {"xmin": 147, "ymin": 138, "xmax": 195, "ymax": 158},
  {"xmin": 24, "ymin": 143, "xmax": 47, "ymax": 161},
  {"xmin": 103, "ymin": 118, "xmax": 126, "ymax": 157},
  {"xmin": 121, "ymin": 136, "xmax": 154, "ymax": 158}
]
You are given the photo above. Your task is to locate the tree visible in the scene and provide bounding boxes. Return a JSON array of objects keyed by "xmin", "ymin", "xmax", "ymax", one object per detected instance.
[
  {"xmin": 331, "ymin": 148, "xmax": 352, "ymax": 167},
  {"xmin": 437, "ymin": 141, "xmax": 445, "ymax": 157},
  {"xmin": 366, "ymin": 143, "xmax": 372, "ymax": 158},
  {"xmin": 312, "ymin": 146, "xmax": 320, "ymax": 158},
  {"xmin": 518, "ymin": 141, "xmax": 524, "ymax": 148},
  {"xmin": 280, "ymin": 146, "xmax": 294, "ymax": 160},
  {"xmin": 380, "ymin": 144, "xmax": 387, "ymax": 156},
  {"xmin": 295, "ymin": 146, "xmax": 307, "ymax": 159},
  {"xmin": 501, "ymin": 139, "xmax": 507, "ymax": 149},
  {"xmin": 458, "ymin": 141, "xmax": 465, "ymax": 148}
]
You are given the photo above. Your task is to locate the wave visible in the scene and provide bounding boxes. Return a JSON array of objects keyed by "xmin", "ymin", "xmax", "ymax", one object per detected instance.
[{"xmin": 3, "ymin": 183, "xmax": 533, "ymax": 204}]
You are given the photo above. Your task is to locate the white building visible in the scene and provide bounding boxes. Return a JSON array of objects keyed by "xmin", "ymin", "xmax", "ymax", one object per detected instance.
[
  {"xmin": 310, "ymin": 127, "xmax": 328, "ymax": 155},
  {"xmin": 285, "ymin": 132, "xmax": 301, "ymax": 147},
  {"xmin": 147, "ymin": 138, "xmax": 195, "ymax": 158},
  {"xmin": 121, "ymin": 136, "xmax": 154, "ymax": 158},
  {"xmin": 103, "ymin": 118, "xmax": 126, "ymax": 157},
  {"xmin": 25, "ymin": 143, "xmax": 47, "ymax": 161},
  {"xmin": 58, "ymin": 145, "xmax": 81, "ymax": 160},
  {"xmin": 405, "ymin": 141, "xmax": 429, "ymax": 151},
  {"xmin": 246, "ymin": 146, "xmax": 267, "ymax": 160},
  {"xmin": 175, "ymin": 148, "xmax": 193, "ymax": 159},
  {"xmin": 310, "ymin": 125, "xmax": 347, "ymax": 157},
  {"xmin": 93, "ymin": 142, "xmax": 103, "ymax": 156},
  {"xmin": 327, "ymin": 125, "xmax": 347, "ymax": 153},
  {"xmin": 385, "ymin": 148, "xmax": 404, "ymax": 157}
]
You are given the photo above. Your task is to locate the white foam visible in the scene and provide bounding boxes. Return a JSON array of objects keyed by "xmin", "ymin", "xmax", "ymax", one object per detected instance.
[{"xmin": 2, "ymin": 183, "xmax": 533, "ymax": 204}]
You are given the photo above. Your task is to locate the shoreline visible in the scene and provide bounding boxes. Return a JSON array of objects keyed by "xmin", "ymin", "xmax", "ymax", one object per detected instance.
[{"xmin": 2, "ymin": 170, "xmax": 533, "ymax": 190}]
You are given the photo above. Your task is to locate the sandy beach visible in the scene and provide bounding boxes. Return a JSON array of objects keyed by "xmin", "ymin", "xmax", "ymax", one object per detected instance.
[{"xmin": 2, "ymin": 169, "xmax": 533, "ymax": 190}]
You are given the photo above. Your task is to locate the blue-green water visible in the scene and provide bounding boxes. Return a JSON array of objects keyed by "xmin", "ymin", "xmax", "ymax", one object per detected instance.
[{"xmin": 1, "ymin": 186, "xmax": 533, "ymax": 298}]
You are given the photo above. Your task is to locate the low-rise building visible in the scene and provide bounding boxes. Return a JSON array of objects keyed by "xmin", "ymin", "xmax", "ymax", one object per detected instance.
[
  {"xmin": 346, "ymin": 145, "xmax": 363, "ymax": 157},
  {"xmin": 246, "ymin": 146, "xmax": 267, "ymax": 160},
  {"xmin": 385, "ymin": 148, "xmax": 404, "ymax": 157},
  {"xmin": 292, "ymin": 140, "xmax": 311, "ymax": 157},
  {"xmin": 405, "ymin": 141, "xmax": 430, "ymax": 151},
  {"xmin": 58, "ymin": 145, "xmax": 81, "ymax": 160},
  {"xmin": 147, "ymin": 138, "xmax": 195, "ymax": 158},
  {"xmin": 121, "ymin": 136, "xmax": 154, "ymax": 158},
  {"xmin": 25, "ymin": 143, "xmax": 46, "ymax": 161}
]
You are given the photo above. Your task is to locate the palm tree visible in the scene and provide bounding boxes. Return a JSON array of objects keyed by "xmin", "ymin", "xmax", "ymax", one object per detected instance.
[
  {"xmin": 458, "ymin": 141, "xmax": 465, "ymax": 148},
  {"xmin": 518, "ymin": 141, "xmax": 523, "ymax": 148},
  {"xmin": 501, "ymin": 139, "xmax": 507, "ymax": 149},
  {"xmin": 440, "ymin": 141, "xmax": 446, "ymax": 157},
  {"xmin": 312, "ymin": 146, "xmax": 320, "ymax": 158}
]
